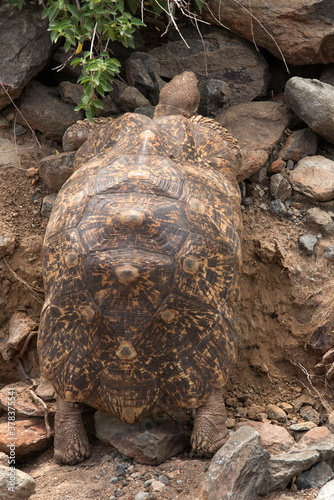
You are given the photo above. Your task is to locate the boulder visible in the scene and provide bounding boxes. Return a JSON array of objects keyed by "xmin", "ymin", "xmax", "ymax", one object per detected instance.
[
  {"xmin": 285, "ymin": 78, "xmax": 334, "ymax": 144},
  {"xmin": 235, "ymin": 421, "xmax": 294, "ymax": 454},
  {"xmin": 94, "ymin": 412, "xmax": 187, "ymax": 465},
  {"xmin": 198, "ymin": 426, "xmax": 269, "ymax": 500},
  {"xmin": 0, "ymin": 465, "xmax": 36, "ymax": 499},
  {"xmin": 0, "ymin": 418, "xmax": 52, "ymax": 458},
  {"xmin": 39, "ymin": 152, "xmax": 76, "ymax": 192},
  {"xmin": 289, "ymin": 156, "xmax": 334, "ymax": 201},
  {"xmin": 201, "ymin": 0, "xmax": 334, "ymax": 65},
  {"xmin": 0, "ymin": 2, "xmax": 52, "ymax": 110},
  {"xmin": 128, "ymin": 26, "xmax": 270, "ymax": 105},
  {"xmin": 216, "ymin": 101, "xmax": 293, "ymax": 181},
  {"xmin": 278, "ymin": 128, "xmax": 317, "ymax": 162},
  {"xmin": 16, "ymin": 81, "xmax": 82, "ymax": 140}
]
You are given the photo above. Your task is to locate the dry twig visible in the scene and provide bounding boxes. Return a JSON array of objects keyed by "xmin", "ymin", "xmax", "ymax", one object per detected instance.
[
  {"xmin": 3, "ymin": 258, "xmax": 44, "ymax": 303},
  {"xmin": 29, "ymin": 387, "xmax": 52, "ymax": 438},
  {"xmin": 289, "ymin": 358, "xmax": 332, "ymax": 414}
]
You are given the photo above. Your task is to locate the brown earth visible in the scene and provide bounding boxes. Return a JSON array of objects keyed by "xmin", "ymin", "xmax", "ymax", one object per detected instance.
[{"xmin": 0, "ymin": 125, "xmax": 333, "ymax": 499}]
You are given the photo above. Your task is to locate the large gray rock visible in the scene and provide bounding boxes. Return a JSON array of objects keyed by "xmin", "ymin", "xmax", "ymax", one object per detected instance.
[
  {"xmin": 127, "ymin": 26, "xmax": 270, "ymax": 105},
  {"xmin": 0, "ymin": 465, "xmax": 36, "ymax": 499},
  {"xmin": 39, "ymin": 152, "xmax": 76, "ymax": 192},
  {"xmin": 289, "ymin": 156, "xmax": 334, "ymax": 201},
  {"xmin": 0, "ymin": 2, "xmax": 52, "ymax": 110},
  {"xmin": 258, "ymin": 449, "xmax": 320, "ymax": 494},
  {"xmin": 16, "ymin": 81, "xmax": 82, "ymax": 140},
  {"xmin": 94, "ymin": 412, "xmax": 187, "ymax": 465},
  {"xmin": 198, "ymin": 426, "xmax": 270, "ymax": 500},
  {"xmin": 201, "ymin": 0, "xmax": 334, "ymax": 65},
  {"xmin": 285, "ymin": 78, "xmax": 334, "ymax": 144},
  {"xmin": 216, "ymin": 101, "xmax": 293, "ymax": 181}
]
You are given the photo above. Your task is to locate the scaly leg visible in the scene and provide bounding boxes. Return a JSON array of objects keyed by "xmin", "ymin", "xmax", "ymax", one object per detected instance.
[
  {"xmin": 191, "ymin": 390, "xmax": 228, "ymax": 456},
  {"xmin": 54, "ymin": 397, "xmax": 90, "ymax": 464}
]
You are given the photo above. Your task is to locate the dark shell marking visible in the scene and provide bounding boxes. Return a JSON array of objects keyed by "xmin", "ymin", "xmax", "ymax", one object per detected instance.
[{"xmin": 38, "ymin": 113, "xmax": 242, "ymax": 424}]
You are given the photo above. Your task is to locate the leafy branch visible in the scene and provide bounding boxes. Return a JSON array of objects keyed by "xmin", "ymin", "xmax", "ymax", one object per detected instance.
[{"xmin": 8, "ymin": 0, "xmax": 145, "ymax": 120}]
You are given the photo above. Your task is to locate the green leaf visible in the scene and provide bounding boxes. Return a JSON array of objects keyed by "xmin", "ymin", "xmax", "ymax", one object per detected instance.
[
  {"xmin": 86, "ymin": 108, "xmax": 94, "ymax": 122},
  {"xmin": 67, "ymin": 4, "xmax": 79, "ymax": 19}
]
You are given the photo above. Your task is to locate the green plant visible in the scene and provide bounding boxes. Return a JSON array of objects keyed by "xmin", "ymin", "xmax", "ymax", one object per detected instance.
[{"xmin": 8, "ymin": 0, "xmax": 145, "ymax": 120}]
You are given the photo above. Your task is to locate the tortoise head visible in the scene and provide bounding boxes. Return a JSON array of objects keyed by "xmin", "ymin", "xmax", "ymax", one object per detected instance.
[{"xmin": 154, "ymin": 71, "xmax": 200, "ymax": 119}]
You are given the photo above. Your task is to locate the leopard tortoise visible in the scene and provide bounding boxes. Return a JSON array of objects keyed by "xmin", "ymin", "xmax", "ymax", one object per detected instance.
[{"xmin": 38, "ymin": 71, "xmax": 243, "ymax": 465}]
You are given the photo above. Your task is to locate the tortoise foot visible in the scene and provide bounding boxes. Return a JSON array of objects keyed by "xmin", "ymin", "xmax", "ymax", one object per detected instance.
[
  {"xmin": 54, "ymin": 397, "xmax": 90, "ymax": 465},
  {"xmin": 191, "ymin": 390, "xmax": 228, "ymax": 456}
]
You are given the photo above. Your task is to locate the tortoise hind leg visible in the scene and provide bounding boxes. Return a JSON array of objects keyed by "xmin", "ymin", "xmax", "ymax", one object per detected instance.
[
  {"xmin": 191, "ymin": 389, "xmax": 228, "ymax": 456},
  {"xmin": 54, "ymin": 397, "xmax": 90, "ymax": 464}
]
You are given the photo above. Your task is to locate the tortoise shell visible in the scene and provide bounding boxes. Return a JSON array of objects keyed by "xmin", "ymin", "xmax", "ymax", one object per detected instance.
[{"xmin": 38, "ymin": 112, "xmax": 242, "ymax": 424}]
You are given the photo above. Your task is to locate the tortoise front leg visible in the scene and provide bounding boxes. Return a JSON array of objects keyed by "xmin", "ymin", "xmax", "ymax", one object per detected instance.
[
  {"xmin": 191, "ymin": 389, "xmax": 228, "ymax": 456},
  {"xmin": 54, "ymin": 397, "xmax": 90, "ymax": 464}
]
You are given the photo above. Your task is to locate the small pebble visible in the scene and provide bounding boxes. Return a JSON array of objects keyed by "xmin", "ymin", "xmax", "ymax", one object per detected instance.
[
  {"xmin": 298, "ymin": 234, "xmax": 317, "ymax": 255},
  {"xmin": 116, "ymin": 464, "xmax": 127, "ymax": 476},
  {"xmin": 135, "ymin": 493, "xmax": 149, "ymax": 500},
  {"xmin": 110, "ymin": 476, "xmax": 119, "ymax": 484},
  {"xmin": 158, "ymin": 474, "xmax": 170, "ymax": 486},
  {"xmin": 324, "ymin": 245, "xmax": 334, "ymax": 261},
  {"xmin": 270, "ymin": 199, "xmax": 287, "ymax": 217}
]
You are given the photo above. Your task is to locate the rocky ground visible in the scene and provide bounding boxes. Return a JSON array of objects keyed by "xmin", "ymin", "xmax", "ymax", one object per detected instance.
[
  {"xmin": 1, "ymin": 1, "xmax": 334, "ymax": 499},
  {"xmin": 0, "ymin": 121, "xmax": 334, "ymax": 499}
]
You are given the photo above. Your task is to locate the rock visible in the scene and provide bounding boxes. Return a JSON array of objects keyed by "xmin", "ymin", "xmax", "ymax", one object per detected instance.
[
  {"xmin": 197, "ymin": 79, "xmax": 232, "ymax": 117},
  {"xmin": 245, "ymin": 405, "xmax": 267, "ymax": 421},
  {"xmin": 35, "ymin": 378, "xmax": 55, "ymax": 401},
  {"xmin": 292, "ymin": 426, "xmax": 334, "ymax": 461},
  {"xmin": 270, "ymin": 200, "xmax": 287, "ymax": 218},
  {"xmin": 0, "ymin": 418, "xmax": 52, "ymax": 458},
  {"xmin": 329, "ymin": 413, "xmax": 334, "ymax": 434},
  {"xmin": 278, "ymin": 128, "xmax": 317, "ymax": 162},
  {"xmin": 258, "ymin": 449, "xmax": 320, "ymax": 494},
  {"xmin": 270, "ymin": 174, "xmax": 292, "ymax": 202},
  {"xmin": 16, "ymin": 81, "xmax": 82, "ymax": 140},
  {"xmin": 216, "ymin": 101, "xmax": 293, "ymax": 181},
  {"xmin": 267, "ymin": 404, "xmax": 287, "ymax": 423},
  {"xmin": 39, "ymin": 152, "xmax": 76, "ymax": 191},
  {"xmin": 299, "ymin": 406, "xmax": 320, "ymax": 426},
  {"xmin": 268, "ymin": 159, "xmax": 285, "ymax": 174},
  {"xmin": 289, "ymin": 155, "xmax": 334, "ymax": 202},
  {"xmin": 133, "ymin": 26, "xmax": 270, "ymax": 105},
  {"xmin": 198, "ymin": 426, "xmax": 270, "ymax": 500},
  {"xmin": 58, "ymin": 81, "xmax": 85, "ymax": 106},
  {"xmin": 0, "ymin": 222, "xmax": 15, "ymax": 259},
  {"xmin": 150, "ymin": 479, "xmax": 166, "ymax": 492},
  {"xmin": 0, "ymin": 465, "xmax": 36, "ymax": 499},
  {"xmin": 324, "ymin": 246, "xmax": 334, "ymax": 261},
  {"xmin": 135, "ymin": 493, "xmax": 149, "ymax": 500},
  {"xmin": 292, "ymin": 393, "xmax": 317, "ymax": 411},
  {"xmin": 0, "ymin": 382, "xmax": 54, "ymax": 418},
  {"xmin": 305, "ymin": 208, "xmax": 334, "ymax": 235},
  {"xmin": 0, "ymin": 453, "xmax": 8, "ymax": 467},
  {"xmin": 94, "ymin": 412, "xmax": 187, "ymax": 465},
  {"xmin": 235, "ymin": 421, "xmax": 294, "ymax": 454},
  {"xmin": 41, "ymin": 194, "xmax": 58, "ymax": 218},
  {"xmin": 0, "ymin": 2, "xmax": 52, "ymax": 110},
  {"xmin": 201, "ymin": 0, "xmax": 334, "ymax": 66},
  {"xmin": 134, "ymin": 106, "xmax": 156, "ymax": 118},
  {"xmin": 296, "ymin": 461, "xmax": 334, "ymax": 490},
  {"xmin": 298, "ymin": 235, "xmax": 318, "ymax": 255},
  {"xmin": 285, "ymin": 78, "xmax": 334, "ymax": 144},
  {"xmin": 119, "ymin": 86, "xmax": 151, "ymax": 111},
  {"xmin": 290, "ymin": 422, "xmax": 317, "ymax": 433},
  {"xmin": 318, "ymin": 479, "xmax": 334, "ymax": 500},
  {"xmin": 0, "ymin": 312, "xmax": 37, "ymax": 361}
]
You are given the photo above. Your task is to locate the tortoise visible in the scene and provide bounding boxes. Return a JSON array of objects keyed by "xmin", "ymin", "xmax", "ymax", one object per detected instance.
[{"xmin": 38, "ymin": 71, "xmax": 243, "ymax": 465}]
